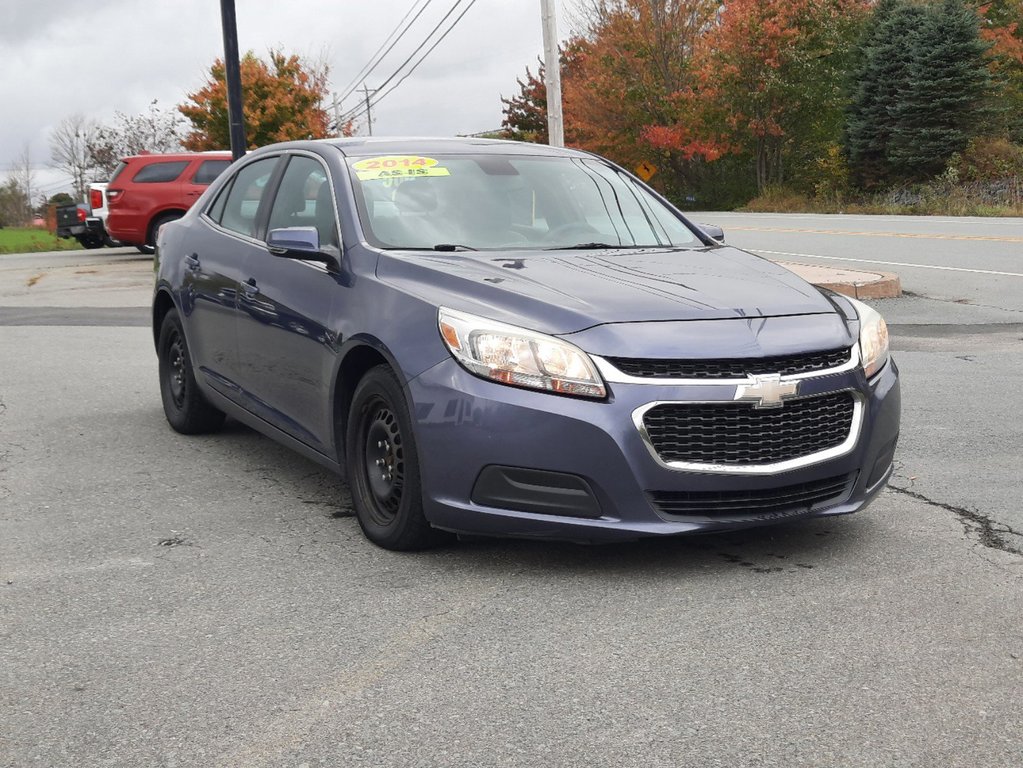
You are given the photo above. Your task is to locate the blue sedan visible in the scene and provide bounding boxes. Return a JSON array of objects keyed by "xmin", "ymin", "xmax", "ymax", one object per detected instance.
[{"xmin": 152, "ymin": 138, "xmax": 900, "ymax": 550}]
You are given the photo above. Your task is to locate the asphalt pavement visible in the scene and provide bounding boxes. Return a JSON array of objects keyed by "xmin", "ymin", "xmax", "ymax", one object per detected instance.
[{"xmin": 1, "ymin": 222, "xmax": 1021, "ymax": 767}]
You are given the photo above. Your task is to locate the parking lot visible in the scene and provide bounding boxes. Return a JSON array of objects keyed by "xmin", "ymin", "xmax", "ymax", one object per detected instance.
[{"xmin": 2, "ymin": 216, "xmax": 1022, "ymax": 767}]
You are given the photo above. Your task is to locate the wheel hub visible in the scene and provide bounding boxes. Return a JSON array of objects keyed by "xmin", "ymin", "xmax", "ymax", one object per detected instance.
[
  {"xmin": 364, "ymin": 407, "xmax": 404, "ymax": 514},
  {"xmin": 168, "ymin": 334, "xmax": 186, "ymax": 407}
]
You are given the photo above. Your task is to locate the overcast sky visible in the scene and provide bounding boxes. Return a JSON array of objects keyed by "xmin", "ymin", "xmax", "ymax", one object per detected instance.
[{"xmin": 2, "ymin": 0, "xmax": 576, "ymax": 200}]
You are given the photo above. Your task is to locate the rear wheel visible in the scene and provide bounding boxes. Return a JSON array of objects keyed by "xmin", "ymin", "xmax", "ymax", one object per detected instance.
[
  {"xmin": 346, "ymin": 365, "xmax": 440, "ymax": 550},
  {"xmin": 146, "ymin": 212, "xmax": 183, "ymax": 253},
  {"xmin": 157, "ymin": 309, "xmax": 225, "ymax": 434}
]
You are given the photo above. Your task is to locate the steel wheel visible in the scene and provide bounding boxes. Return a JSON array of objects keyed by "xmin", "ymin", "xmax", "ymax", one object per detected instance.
[
  {"xmin": 157, "ymin": 308, "xmax": 225, "ymax": 434},
  {"xmin": 346, "ymin": 365, "xmax": 441, "ymax": 550},
  {"xmin": 362, "ymin": 401, "xmax": 405, "ymax": 525}
]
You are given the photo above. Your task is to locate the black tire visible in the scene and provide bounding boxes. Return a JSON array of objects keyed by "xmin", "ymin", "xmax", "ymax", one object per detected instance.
[
  {"xmin": 137, "ymin": 244, "xmax": 154, "ymax": 255},
  {"xmin": 346, "ymin": 365, "xmax": 440, "ymax": 551},
  {"xmin": 146, "ymin": 212, "xmax": 183, "ymax": 252},
  {"xmin": 157, "ymin": 309, "xmax": 225, "ymax": 434},
  {"xmin": 80, "ymin": 236, "xmax": 103, "ymax": 249}
]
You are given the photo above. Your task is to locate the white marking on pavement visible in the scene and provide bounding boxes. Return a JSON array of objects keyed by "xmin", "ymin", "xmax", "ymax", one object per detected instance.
[
  {"xmin": 695, "ymin": 212, "xmax": 1023, "ymax": 227},
  {"xmin": 753, "ymin": 249, "xmax": 1023, "ymax": 278}
]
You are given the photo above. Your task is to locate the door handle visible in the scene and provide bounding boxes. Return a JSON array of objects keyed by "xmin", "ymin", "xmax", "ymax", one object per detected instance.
[
  {"xmin": 242, "ymin": 278, "xmax": 260, "ymax": 297},
  {"xmin": 184, "ymin": 254, "xmax": 201, "ymax": 273}
]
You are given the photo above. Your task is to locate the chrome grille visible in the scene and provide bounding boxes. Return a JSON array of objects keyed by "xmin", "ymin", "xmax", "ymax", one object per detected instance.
[
  {"xmin": 642, "ymin": 392, "xmax": 855, "ymax": 466},
  {"xmin": 607, "ymin": 347, "xmax": 851, "ymax": 379}
]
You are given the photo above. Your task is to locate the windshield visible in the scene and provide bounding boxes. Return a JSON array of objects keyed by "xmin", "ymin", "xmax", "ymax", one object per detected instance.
[{"xmin": 345, "ymin": 153, "xmax": 701, "ymax": 251}]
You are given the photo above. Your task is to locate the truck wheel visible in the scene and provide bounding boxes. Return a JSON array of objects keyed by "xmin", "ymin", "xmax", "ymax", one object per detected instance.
[
  {"xmin": 81, "ymin": 236, "xmax": 103, "ymax": 249},
  {"xmin": 147, "ymin": 213, "xmax": 183, "ymax": 252}
]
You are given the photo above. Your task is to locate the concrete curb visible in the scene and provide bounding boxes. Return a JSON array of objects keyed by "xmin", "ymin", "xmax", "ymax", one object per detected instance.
[{"xmin": 778, "ymin": 260, "xmax": 902, "ymax": 300}]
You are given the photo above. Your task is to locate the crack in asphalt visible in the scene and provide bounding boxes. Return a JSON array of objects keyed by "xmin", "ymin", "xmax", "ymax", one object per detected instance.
[
  {"xmin": 888, "ymin": 484, "xmax": 1023, "ymax": 556},
  {"xmin": 900, "ymin": 290, "xmax": 1023, "ymax": 316}
]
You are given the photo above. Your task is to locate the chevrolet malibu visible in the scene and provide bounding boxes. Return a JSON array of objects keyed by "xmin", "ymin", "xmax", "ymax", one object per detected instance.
[{"xmin": 153, "ymin": 138, "xmax": 900, "ymax": 550}]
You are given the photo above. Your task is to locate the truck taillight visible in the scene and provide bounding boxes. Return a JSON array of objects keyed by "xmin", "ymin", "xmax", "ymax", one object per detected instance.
[
  {"xmin": 77, "ymin": 208, "xmax": 87, "ymax": 222},
  {"xmin": 90, "ymin": 189, "xmax": 103, "ymax": 210}
]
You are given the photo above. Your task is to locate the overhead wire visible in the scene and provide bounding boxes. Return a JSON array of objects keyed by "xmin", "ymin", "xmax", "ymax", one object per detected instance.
[
  {"xmin": 336, "ymin": 0, "xmax": 480, "ymax": 127},
  {"xmin": 335, "ymin": 0, "xmax": 435, "ymax": 104}
]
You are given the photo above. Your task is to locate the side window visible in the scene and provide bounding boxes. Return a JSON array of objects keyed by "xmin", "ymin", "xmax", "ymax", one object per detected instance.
[
  {"xmin": 266, "ymin": 155, "xmax": 339, "ymax": 250},
  {"xmin": 216, "ymin": 157, "xmax": 278, "ymax": 238},
  {"xmin": 207, "ymin": 176, "xmax": 234, "ymax": 223},
  {"xmin": 192, "ymin": 159, "xmax": 231, "ymax": 185},
  {"xmin": 132, "ymin": 161, "xmax": 189, "ymax": 183}
]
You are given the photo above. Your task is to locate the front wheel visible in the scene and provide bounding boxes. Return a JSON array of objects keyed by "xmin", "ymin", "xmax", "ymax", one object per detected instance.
[
  {"xmin": 345, "ymin": 365, "xmax": 441, "ymax": 550},
  {"xmin": 157, "ymin": 308, "xmax": 225, "ymax": 434}
]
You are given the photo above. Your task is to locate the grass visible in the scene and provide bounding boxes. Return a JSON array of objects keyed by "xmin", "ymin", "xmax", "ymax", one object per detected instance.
[
  {"xmin": 742, "ymin": 185, "xmax": 1023, "ymax": 217},
  {"xmin": 0, "ymin": 227, "xmax": 82, "ymax": 255}
]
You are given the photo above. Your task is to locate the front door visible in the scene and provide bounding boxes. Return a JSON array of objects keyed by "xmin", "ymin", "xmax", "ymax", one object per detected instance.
[{"xmin": 234, "ymin": 153, "xmax": 344, "ymax": 454}]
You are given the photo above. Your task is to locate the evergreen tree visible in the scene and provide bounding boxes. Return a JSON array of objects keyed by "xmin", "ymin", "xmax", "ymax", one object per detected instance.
[
  {"xmin": 844, "ymin": 0, "xmax": 927, "ymax": 187},
  {"xmin": 888, "ymin": 0, "xmax": 993, "ymax": 180}
]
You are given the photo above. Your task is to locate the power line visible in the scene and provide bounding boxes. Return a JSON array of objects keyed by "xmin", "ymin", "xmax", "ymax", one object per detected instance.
[
  {"xmin": 339, "ymin": 0, "xmax": 480, "ymax": 127},
  {"xmin": 336, "ymin": 0, "xmax": 435, "ymax": 104},
  {"xmin": 340, "ymin": 0, "xmax": 470, "ymax": 122}
]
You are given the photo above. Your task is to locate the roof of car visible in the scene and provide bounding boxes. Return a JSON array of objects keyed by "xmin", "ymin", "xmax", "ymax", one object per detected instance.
[
  {"xmin": 257, "ymin": 136, "xmax": 594, "ymax": 159},
  {"xmin": 120, "ymin": 151, "xmax": 234, "ymax": 162}
]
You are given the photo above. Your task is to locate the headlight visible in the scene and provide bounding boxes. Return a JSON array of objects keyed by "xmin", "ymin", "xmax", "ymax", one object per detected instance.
[
  {"xmin": 438, "ymin": 308, "xmax": 606, "ymax": 399},
  {"xmin": 848, "ymin": 297, "xmax": 889, "ymax": 378}
]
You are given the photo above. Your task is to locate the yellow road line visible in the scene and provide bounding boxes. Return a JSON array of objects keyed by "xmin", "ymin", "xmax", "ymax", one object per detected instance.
[{"xmin": 727, "ymin": 226, "xmax": 1023, "ymax": 243}]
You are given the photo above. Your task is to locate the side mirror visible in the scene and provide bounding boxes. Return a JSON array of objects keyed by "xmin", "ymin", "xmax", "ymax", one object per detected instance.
[
  {"xmin": 699, "ymin": 223, "xmax": 725, "ymax": 243},
  {"xmin": 267, "ymin": 227, "xmax": 337, "ymax": 268},
  {"xmin": 268, "ymin": 226, "xmax": 320, "ymax": 256}
]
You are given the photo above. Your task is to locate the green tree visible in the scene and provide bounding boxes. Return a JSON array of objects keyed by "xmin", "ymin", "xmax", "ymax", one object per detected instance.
[
  {"xmin": 48, "ymin": 192, "xmax": 75, "ymax": 207},
  {"xmin": 888, "ymin": 0, "xmax": 993, "ymax": 180},
  {"xmin": 844, "ymin": 0, "xmax": 928, "ymax": 187},
  {"xmin": 0, "ymin": 178, "xmax": 30, "ymax": 227},
  {"xmin": 179, "ymin": 49, "xmax": 333, "ymax": 151}
]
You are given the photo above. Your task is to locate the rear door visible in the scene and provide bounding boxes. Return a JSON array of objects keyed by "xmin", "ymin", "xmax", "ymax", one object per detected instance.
[
  {"xmin": 182, "ymin": 155, "xmax": 282, "ymax": 401},
  {"xmin": 184, "ymin": 158, "xmax": 232, "ymax": 208}
]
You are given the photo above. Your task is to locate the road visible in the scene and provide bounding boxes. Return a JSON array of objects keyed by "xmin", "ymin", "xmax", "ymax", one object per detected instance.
[{"xmin": 1, "ymin": 220, "xmax": 1021, "ymax": 767}]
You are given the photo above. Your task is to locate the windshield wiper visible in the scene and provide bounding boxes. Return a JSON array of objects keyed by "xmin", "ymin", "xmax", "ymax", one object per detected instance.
[
  {"xmin": 433, "ymin": 243, "xmax": 478, "ymax": 251},
  {"xmin": 381, "ymin": 244, "xmax": 479, "ymax": 252},
  {"xmin": 544, "ymin": 242, "xmax": 651, "ymax": 251}
]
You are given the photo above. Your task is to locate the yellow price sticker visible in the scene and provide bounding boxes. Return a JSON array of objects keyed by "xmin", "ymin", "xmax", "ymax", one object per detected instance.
[{"xmin": 352, "ymin": 155, "xmax": 450, "ymax": 181}]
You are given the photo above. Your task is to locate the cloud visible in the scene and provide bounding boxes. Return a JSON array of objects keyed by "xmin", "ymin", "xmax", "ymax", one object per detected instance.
[{"xmin": 1, "ymin": 0, "xmax": 573, "ymax": 196}]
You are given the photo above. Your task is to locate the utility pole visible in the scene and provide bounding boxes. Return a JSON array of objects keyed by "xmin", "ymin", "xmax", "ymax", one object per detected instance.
[
  {"xmin": 330, "ymin": 92, "xmax": 342, "ymax": 134},
  {"xmin": 219, "ymin": 0, "xmax": 247, "ymax": 160},
  {"xmin": 539, "ymin": 0, "xmax": 564, "ymax": 147},
  {"xmin": 360, "ymin": 84, "xmax": 376, "ymax": 137}
]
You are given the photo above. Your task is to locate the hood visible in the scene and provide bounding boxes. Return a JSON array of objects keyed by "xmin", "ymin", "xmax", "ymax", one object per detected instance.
[{"xmin": 376, "ymin": 245, "xmax": 838, "ymax": 335}]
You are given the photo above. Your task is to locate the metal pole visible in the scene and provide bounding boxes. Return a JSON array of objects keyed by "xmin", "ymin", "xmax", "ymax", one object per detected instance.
[
  {"xmin": 220, "ymin": 0, "xmax": 247, "ymax": 160},
  {"xmin": 361, "ymin": 84, "xmax": 374, "ymax": 137},
  {"xmin": 539, "ymin": 0, "xmax": 564, "ymax": 147}
]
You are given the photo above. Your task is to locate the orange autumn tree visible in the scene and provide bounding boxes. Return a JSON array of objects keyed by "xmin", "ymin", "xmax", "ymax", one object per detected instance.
[
  {"xmin": 179, "ymin": 49, "xmax": 335, "ymax": 151},
  {"xmin": 688, "ymin": 0, "xmax": 870, "ymax": 192},
  {"xmin": 562, "ymin": 1, "xmax": 722, "ymax": 196},
  {"xmin": 978, "ymin": 0, "xmax": 1023, "ymax": 140}
]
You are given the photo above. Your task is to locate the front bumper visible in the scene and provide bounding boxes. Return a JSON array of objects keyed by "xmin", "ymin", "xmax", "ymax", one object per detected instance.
[{"xmin": 407, "ymin": 356, "xmax": 901, "ymax": 542}]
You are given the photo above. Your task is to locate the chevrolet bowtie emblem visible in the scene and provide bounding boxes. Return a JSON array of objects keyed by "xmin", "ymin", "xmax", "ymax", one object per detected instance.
[{"xmin": 733, "ymin": 374, "xmax": 799, "ymax": 409}]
